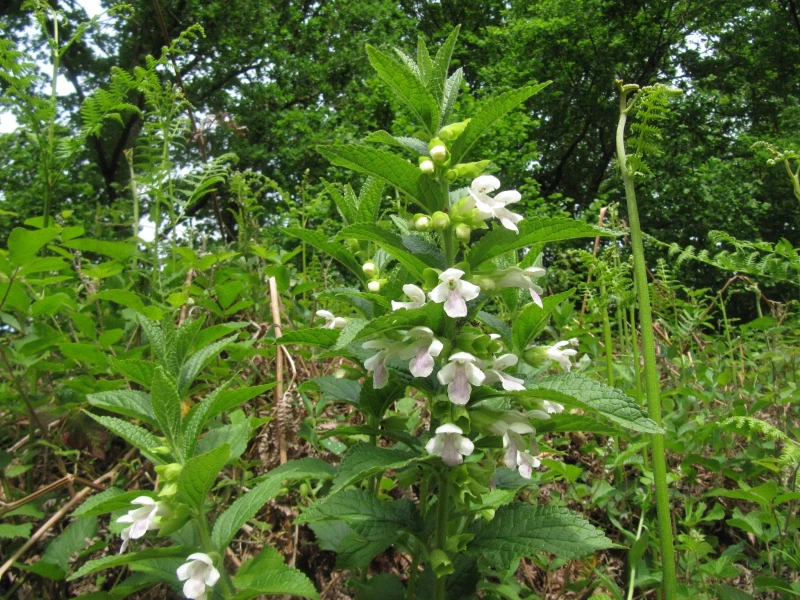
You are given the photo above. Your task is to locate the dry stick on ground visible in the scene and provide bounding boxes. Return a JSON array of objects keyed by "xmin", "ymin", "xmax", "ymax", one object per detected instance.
[
  {"xmin": 0, "ymin": 447, "xmax": 136, "ymax": 582},
  {"xmin": 0, "ymin": 474, "xmax": 105, "ymax": 517},
  {"xmin": 579, "ymin": 206, "xmax": 609, "ymax": 323},
  {"xmin": 268, "ymin": 276, "xmax": 287, "ymax": 465}
]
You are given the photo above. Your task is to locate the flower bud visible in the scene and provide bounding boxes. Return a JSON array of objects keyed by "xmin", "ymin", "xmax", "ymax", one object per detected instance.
[
  {"xmin": 431, "ymin": 211, "xmax": 450, "ymax": 230},
  {"xmin": 477, "ymin": 277, "xmax": 496, "ymax": 291},
  {"xmin": 414, "ymin": 214, "xmax": 431, "ymax": 231},
  {"xmin": 155, "ymin": 463, "xmax": 183, "ymax": 481},
  {"xmin": 523, "ymin": 346, "xmax": 548, "ymax": 367},
  {"xmin": 159, "ymin": 482, "xmax": 178, "ymax": 498},
  {"xmin": 455, "ymin": 223, "xmax": 472, "ymax": 241},
  {"xmin": 368, "ymin": 280, "xmax": 381, "ymax": 293},
  {"xmin": 430, "ymin": 145, "xmax": 447, "ymax": 162},
  {"xmin": 362, "ymin": 261, "xmax": 377, "ymax": 277},
  {"xmin": 438, "ymin": 119, "xmax": 471, "ymax": 141},
  {"xmin": 419, "ymin": 159, "xmax": 435, "ymax": 174},
  {"xmin": 345, "ymin": 238, "xmax": 360, "ymax": 252},
  {"xmin": 444, "ymin": 169, "xmax": 458, "ymax": 183}
]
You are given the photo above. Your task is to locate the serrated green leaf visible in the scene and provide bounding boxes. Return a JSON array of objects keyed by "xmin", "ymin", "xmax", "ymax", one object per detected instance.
[
  {"xmin": 468, "ymin": 218, "xmax": 606, "ymax": 269},
  {"xmin": 0, "ymin": 523, "xmax": 32, "ymax": 539},
  {"xmin": 232, "ymin": 546, "xmax": 319, "ymax": 599},
  {"xmin": 109, "ymin": 358, "xmax": 156, "ymax": 387},
  {"xmin": 299, "ymin": 376, "xmax": 361, "ymax": 406},
  {"xmin": 355, "ymin": 302, "xmax": 444, "ymax": 342},
  {"xmin": 178, "ymin": 334, "xmax": 236, "ymax": 394},
  {"xmin": 177, "ymin": 444, "xmax": 230, "ymax": 509},
  {"xmin": 283, "ymin": 226, "xmax": 364, "ymax": 281},
  {"xmin": 86, "ymin": 390, "xmax": 155, "ymax": 427},
  {"xmin": 211, "ymin": 476, "xmax": 281, "ymax": 550},
  {"xmin": 41, "ymin": 517, "xmax": 98, "ymax": 573},
  {"xmin": 363, "ymin": 130, "xmax": 428, "ymax": 156},
  {"xmin": 430, "ymin": 26, "xmax": 460, "ymax": 107},
  {"xmin": 85, "ymin": 412, "xmax": 162, "ymax": 456},
  {"xmin": 533, "ymin": 414, "xmax": 621, "ymax": 436},
  {"xmin": 441, "ymin": 68, "xmax": 463, "ymax": 126},
  {"xmin": 511, "ymin": 289, "xmax": 574, "ymax": 352},
  {"xmin": 468, "ymin": 503, "xmax": 611, "ymax": 566},
  {"xmin": 277, "ymin": 328, "xmax": 340, "ymax": 349},
  {"xmin": 336, "ymin": 224, "xmax": 443, "ymax": 279},
  {"xmin": 68, "ymin": 546, "xmax": 191, "ymax": 580},
  {"xmin": 150, "ymin": 367, "xmax": 183, "ymax": 445},
  {"xmin": 366, "ymin": 45, "xmax": 439, "ymax": 133},
  {"xmin": 73, "ymin": 488, "xmax": 158, "ymax": 517},
  {"xmin": 449, "ymin": 83, "xmax": 551, "ymax": 165},
  {"xmin": 317, "ymin": 145, "xmax": 437, "ymax": 212},
  {"xmin": 514, "ymin": 374, "xmax": 662, "ymax": 433},
  {"xmin": 323, "ymin": 179, "xmax": 358, "ymax": 225},
  {"xmin": 356, "ymin": 177, "xmax": 385, "ymax": 223},
  {"xmin": 332, "ymin": 443, "xmax": 422, "ymax": 494},
  {"xmin": 266, "ymin": 457, "xmax": 336, "ymax": 483}
]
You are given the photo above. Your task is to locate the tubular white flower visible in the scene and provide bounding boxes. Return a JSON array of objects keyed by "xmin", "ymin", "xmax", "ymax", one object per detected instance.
[
  {"xmin": 490, "ymin": 266, "xmax": 546, "ymax": 308},
  {"xmin": 543, "ymin": 400, "xmax": 564, "ymax": 414},
  {"xmin": 483, "ymin": 353, "xmax": 526, "ymax": 391},
  {"xmin": 367, "ymin": 280, "xmax": 381, "ymax": 293},
  {"xmin": 545, "ymin": 340, "xmax": 578, "ymax": 372},
  {"xmin": 177, "ymin": 553, "xmax": 220, "ymax": 600},
  {"xmin": 116, "ymin": 496, "xmax": 168, "ymax": 553},
  {"xmin": 428, "ymin": 268, "xmax": 481, "ymax": 318},
  {"xmin": 425, "ymin": 423, "xmax": 474, "ymax": 466},
  {"xmin": 363, "ymin": 339, "xmax": 402, "ymax": 389},
  {"xmin": 501, "ymin": 422, "xmax": 536, "ymax": 470},
  {"xmin": 516, "ymin": 450, "xmax": 541, "ymax": 479},
  {"xmin": 437, "ymin": 351, "xmax": 485, "ymax": 405},
  {"xmin": 398, "ymin": 327, "xmax": 444, "ymax": 377},
  {"xmin": 469, "ymin": 176, "xmax": 524, "ymax": 232},
  {"xmin": 316, "ymin": 310, "xmax": 347, "ymax": 329},
  {"xmin": 420, "ymin": 159, "xmax": 435, "ymax": 174},
  {"xmin": 391, "ymin": 284, "xmax": 427, "ymax": 311},
  {"xmin": 430, "ymin": 144, "xmax": 447, "ymax": 162}
]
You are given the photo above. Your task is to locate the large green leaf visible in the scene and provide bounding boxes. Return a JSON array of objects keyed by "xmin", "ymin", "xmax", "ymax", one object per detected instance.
[
  {"xmin": 468, "ymin": 503, "xmax": 611, "ymax": 566},
  {"xmin": 283, "ymin": 226, "xmax": 363, "ymax": 281},
  {"xmin": 296, "ymin": 489, "xmax": 417, "ymax": 529},
  {"xmin": 322, "ymin": 179, "xmax": 358, "ymax": 225},
  {"xmin": 511, "ymin": 289, "xmax": 574, "ymax": 352},
  {"xmin": 232, "ymin": 546, "xmax": 319, "ymax": 599},
  {"xmin": 150, "ymin": 367, "xmax": 183, "ymax": 445},
  {"xmin": 41, "ymin": 517, "xmax": 98, "ymax": 575},
  {"xmin": 366, "ymin": 45, "xmax": 439, "ymax": 133},
  {"xmin": 468, "ymin": 218, "xmax": 606, "ymax": 269},
  {"xmin": 429, "ymin": 26, "xmax": 460, "ymax": 107},
  {"xmin": 7, "ymin": 227, "xmax": 60, "ymax": 266},
  {"xmin": 317, "ymin": 145, "xmax": 437, "ymax": 212},
  {"xmin": 177, "ymin": 444, "xmax": 230, "ymax": 509},
  {"xmin": 331, "ymin": 443, "xmax": 423, "ymax": 494},
  {"xmin": 62, "ymin": 238, "xmax": 137, "ymax": 260},
  {"xmin": 109, "ymin": 358, "xmax": 155, "ymax": 387},
  {"xmin": 514, "ymin": 374, "xmax": 662, "ymax": 433},
  {"xmin": 356, "ymin": 178, "xmax": 385, "ymax": 224},
  {"xmin": 86, "ymin": 390, "xmax": 155, "ymax": 427},
  {"xmin": 354, "ymin": 302, "xmax": 445, "ymax": 342},
  {"xmin": 449, "ymin": 83, "xmax": 551, "ymax": 165},
  {"xmin": 336, "ymin": 224, "xmax": 443, "ymax": 279},
  {"xmin": 211, "ymin": 476, "xmax": 282, "ymax": 550},
  {"xmin": 68, "ymin": 546, "xmax": 191, "ymax": 580},
  {"xmin": 266, "ymin": 457, "xmax": 336, "ymax": 483}
]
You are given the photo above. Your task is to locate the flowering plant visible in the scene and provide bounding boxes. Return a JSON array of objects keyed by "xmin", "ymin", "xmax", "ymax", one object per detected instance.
[{"xmin": 283, "ymin": 28, "xmax": 662, "ymax": 599}]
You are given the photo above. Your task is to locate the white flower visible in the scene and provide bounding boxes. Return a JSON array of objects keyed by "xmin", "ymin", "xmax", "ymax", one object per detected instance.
[
  {"xmin": 363, "ymin": 339, "xmax": 401, "ymax": 389},
  {"xmin": 428, "ymin": 268, "xmax": 481, "ymax": 318},
  {"xmin": 483, "ymin": 353, "xmax": 526, "ymax": 391},
  {"xmin": 545, "ymin": 341, "xmax": 578, "ymax": 372},
  {"xmin": 425, "ymin": 423, "xmax": 474, "ymax": 466},
  {"xmin": 398, "ymin": 327, "xmax": 444, "ymax": 377},
  {"xmin": 317, "ymin": 310, "xmax": 347, "ymax": 329},
  {"xmin": 367, "ymin": 280, "xmax": 381, "ymax": 293},
  {"xmin": 420, "ymin": 159, "xmax": 435, "ymax": 174},
  {"xmin": 437, "ymin": 351, "xmax": 485, "ymax": 405},
  {"xmin": 492, "ymin": 266, "xmax": 546, "ymax": 308},
  {"xmin": 469, "ymin": 175, "xmax": 524, "ymax": 232},
  {"xmin": 116, "ymin": 497, "xmax": 168, "ymax": 553},
  {"xmin": 177, "ymin": 553, "xmax": 220, "ymax": 600},
  {"xmin": 362, "ymin": 261, "xmax": 377, "ymax": 276},
  {"xmin": 391, "ymin": 284, "xmax": 427, "ymax": 311},
  {"xmin": 543, "ymin": 400, "xmax": 564, "ymax": 414},
  {"xmin": 516, "ymin": 450, "xmax": 541, "ymax": 479},
  {"xmin": 430, "ymin": 145, "xmax": 447, "ymax": 161}
]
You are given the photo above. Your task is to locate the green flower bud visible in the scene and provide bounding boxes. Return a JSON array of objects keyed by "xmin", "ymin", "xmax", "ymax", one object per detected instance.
[
  {"xmin": 362, "ymin": 261, "xmax": 377, "ymax": 277},
  {"xmin": 159, "ymin": 482, "xmax": 178, "ymax": 498},
  {"xmin": 438, "ymin": 119, "xmax": 471, "ymax": 141},
  {"xmin": 155, "ymin": 463, "xmax": 183, "ymax": 481},
  {"xmin": 414, "ymin": 214, "xmax": 431, "ymax": 231},
  {"xmin": 334, "ymin": 366, "xmax": 363, "ymax": 379},
  {"xmin": 345, "ymin": 238, "xmax": 360, "ymax": 252},
  {"xmin": 151, "ymin": 445, "xmax": 172, "ymax": 455},
  {"xmin": 431, "ymin": 211, "xmax": 450, "ymax": 230},
  {"xmin": 455, "ymin": 223, "xmax": 472, "ymax": 241},
  {"xmin": 523, "ymin": 346, "xmax": 549, "ymax": 367},
  {"xmin": 429, "ymin": 144, "xmax": 448, "ymax": 162},
  {"xmin": 452, "ymin": 160, "xmax": 491, "ymax": 179},
  {"xmin": 444, "ymin": 169, "xmax": 458, "ymax": 182}
]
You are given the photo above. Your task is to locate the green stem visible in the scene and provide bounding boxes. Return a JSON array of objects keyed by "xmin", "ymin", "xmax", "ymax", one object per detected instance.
[
  {"xmin": 600, "ymin": 292, "xmax": 615, "ymax": 387},
  {"xmin": 433, "ymin": 473, "xmax": 449, "ymax": 600},
  {"xmin": 615, "ymin": 82, "xmax": 676, "ymax": 600},
  {"xmin": 42, "ymin": 8, "xmax": 59, "ymax": 229},
  {"xmin": 196, "ymin": 515, "xmax": 233, "ymax": 597}
]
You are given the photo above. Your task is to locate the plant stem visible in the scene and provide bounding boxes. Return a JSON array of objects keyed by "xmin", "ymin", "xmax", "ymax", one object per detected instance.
[
  {"xmin": 433, "ymin": 472, "xmax": 449, "ymax": 600},
  {"xmin": 196, "ymin": 515, "xmax": 234, "ymax": 597},
  {"xmin": 43, "ymin": 7, "xmax": 59, "ymax": 229},
  {"xmin": 615, "ymin": 81, "xmax": 676, "ymax": 600},
  {"xmin": 600, "ymin": 290, "xmax": 615, "ymax": 387}
]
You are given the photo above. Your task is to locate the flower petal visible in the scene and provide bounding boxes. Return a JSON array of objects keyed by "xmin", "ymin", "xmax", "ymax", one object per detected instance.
[
  {"xmin": 436, "ymin": 423, "xmax": 463, "ymax": 435},
  {"xmin": 444, "ymin": 289, "xmax": 467, "ymax": 318},
  {"xmin": 410, "ymin": 344, "xmax": 435, "ymax": 377},
  {"xmin": 459, "ymin": 280, "xmax": 481, "ymax": 302},
  {"xmin": 455, "ymin": 435, "xmax": 474, "ymax": 456},
  {"xmin": 448, "ymin": 366, "xmax": 472, "ymax": 405},
  {"xmin": 440, "ymin": 438, "xmax": 463, "ymax": 466},
  {"xmin": 437, "ymin": 361, "xmax": 456, "ymax": 385},
  {"xmin": 428, "ymin": 282, "xmax": 450, "ymax": 304}
]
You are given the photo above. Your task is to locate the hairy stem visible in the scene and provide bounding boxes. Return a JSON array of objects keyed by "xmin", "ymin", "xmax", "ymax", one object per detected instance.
[
  {"xmin": 433, "ymin": 473, "xmax": 449, "ymax": 600},
  {"xmin": 615, "ymin": 81, "xmax": 677, "ymax": 599}
]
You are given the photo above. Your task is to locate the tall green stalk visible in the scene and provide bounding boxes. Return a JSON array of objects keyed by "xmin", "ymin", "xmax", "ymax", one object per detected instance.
[
  {"xmin": 42, "ymin": 7, "xmax": 59, "ymax": 229},
  {"xmin": 615, "ymin": 81, "xmax": 677, "ymax": 599}
]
